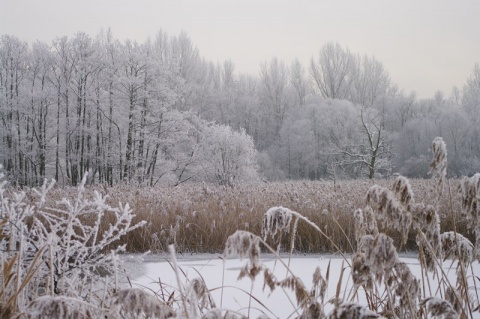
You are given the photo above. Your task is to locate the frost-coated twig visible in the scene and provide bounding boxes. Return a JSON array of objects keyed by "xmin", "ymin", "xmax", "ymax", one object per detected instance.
[{"xmin": 32, "ymin": 179, "xmax": 56, "ymax": 208}]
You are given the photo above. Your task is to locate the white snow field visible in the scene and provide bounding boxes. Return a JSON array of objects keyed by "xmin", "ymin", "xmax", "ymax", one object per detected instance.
[{"xmin": 132, "ymin": 254, "xmax": 480, "ymax": 318}]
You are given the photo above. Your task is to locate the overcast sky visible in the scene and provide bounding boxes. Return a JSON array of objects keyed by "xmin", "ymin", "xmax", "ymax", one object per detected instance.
[{"xmin": 1, "ymin": 0, "xmax": 479, "ymax": 98}]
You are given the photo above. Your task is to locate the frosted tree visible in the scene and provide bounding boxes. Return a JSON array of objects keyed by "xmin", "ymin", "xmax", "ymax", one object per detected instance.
[
  {"xmin": 50, "ymin": 36, "xmax": 76, "ymax": 185},
  {"xmin": 274, "ymin": 98, "xmax": 360, "ymax": 180},
  {"xmin": 461, "ymin": 64, "xmax": 480, "ymax": 173},
  {"xmin": 277, "ymin": 106, "xmax": 315, "ymax": 179},
  {"xmin": 259, "ymin": 57, "xmax": 292, "ymax": 147},
  {"xmin": 200, "ymin": 60, "xmax": 238, "ymax": 126},
  {"xmin": 390, "ymin": 91, "xmax": 417, "ymax": 131},
  {"xmin": 310, "ymin": 43, "xmax": 392, "ymax": 108},
  {"xmin": 350, "ymin": 54, "xmax": 391, "ymax": 107},
  {"xmin": 94, "ymin": 29, "xmax": 122, "ymax": 186},
  {"xmin": 310, "ymin": 42, "xmax": 354, "ymax": 100},
  {"xmin": 27, "ymin": 41, "xmax": 55, "ymax": 185},
  {"xmin": 234, "ymin": 74, "xmax": 259, "ymax": 136},
  {"xmin": 330, "ymin": 106, "xmax": 392, "ymax": 179},
  {"xmin": 462, "ymin": 63, "xmax": 480, "ymax": 120},
  {"xmin": 145, "ymin": 111, "xmax": 204, "ymax": 186},
  {"xmin": 0, "ymin": 35, "xmax": 29, "ymax": 185},
  {"xmin": 170, "ymin": 31, "xmax": 203, "ymax": 112},
  {"xmin": 290, "ymin": 58, "xmax": 309, "ymax": 107},
  {"xmin": 198, "ymin": 124, "xmax": 258, "ymax": 186},
  {"xmin": 2, "ymin": 30, "xmax": 256, "ymax": 187},
  {"xmin": 65, "ymin": 33, "xmax": 102, "ymax": 185},
  {"xmin": 113, "ymin": 37, "xmax": 185, "ymax": 184},
  {"xmin": 389, "ymin": 83, "xmax": 480, "ymax": 177},
  {"xmin": 117, "ymin": 40, "xmax": 148, "ymax": 181}
]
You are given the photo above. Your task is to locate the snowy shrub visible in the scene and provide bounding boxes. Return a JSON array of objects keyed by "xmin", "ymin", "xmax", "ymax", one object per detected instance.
[
  {"xmin": 27, "ymin": 174, "xmax": 147, "ymax": 299},
  {"xmin": 198, "ymin": 124, "xmax": 259, "ymax": 186},
  {"xmin": 0, "ymin": 169, "xmax": 146, "ymax": 316}
]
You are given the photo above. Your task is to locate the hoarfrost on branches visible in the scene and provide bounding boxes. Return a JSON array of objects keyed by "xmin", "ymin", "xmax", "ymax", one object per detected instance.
[{"xmin": 0, "ymin": 170, "xmax": 146, "ymax": 312}]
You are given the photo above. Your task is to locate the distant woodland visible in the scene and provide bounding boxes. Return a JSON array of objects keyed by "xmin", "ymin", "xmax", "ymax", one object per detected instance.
[{"xmin": 1, "ymin": 30, "xmax": 480, "ymax": 186}]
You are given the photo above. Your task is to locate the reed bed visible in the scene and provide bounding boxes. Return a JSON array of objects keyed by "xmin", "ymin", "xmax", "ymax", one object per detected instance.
[{"xmin": 38, "ymin": 178, "xmax": 466, "ymax": 254}]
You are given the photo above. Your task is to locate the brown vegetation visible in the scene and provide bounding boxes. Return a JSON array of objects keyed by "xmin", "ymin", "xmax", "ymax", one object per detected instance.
[{"xmin": 37, "ymin": 177, "xmax": 468, "ymax": 254}]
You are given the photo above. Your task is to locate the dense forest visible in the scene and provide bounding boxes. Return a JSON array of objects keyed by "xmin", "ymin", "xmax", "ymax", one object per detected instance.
[{"xmin": 1, "ymin": 30, "xmax": 480, "ymax": 187}]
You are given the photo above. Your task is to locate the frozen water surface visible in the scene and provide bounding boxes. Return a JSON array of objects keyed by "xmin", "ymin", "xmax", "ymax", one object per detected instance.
[{"xmin": 130, "ymin": 254, "xmax": 480, "ymax": 318}]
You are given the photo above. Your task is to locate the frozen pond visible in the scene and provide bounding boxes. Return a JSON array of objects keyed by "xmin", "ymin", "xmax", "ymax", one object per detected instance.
[{"xmin": 127, "ymin": 253, "xmax": 480, "ymax": 318}]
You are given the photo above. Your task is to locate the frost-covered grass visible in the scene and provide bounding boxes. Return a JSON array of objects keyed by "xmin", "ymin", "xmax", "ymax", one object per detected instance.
[
  {"xmin": 41, "ymin": 177, "xmax": 469, "ymax": 254},
  {"xmin": 2, "ymin": 136, "xmax": 480, "ymax": 318}
]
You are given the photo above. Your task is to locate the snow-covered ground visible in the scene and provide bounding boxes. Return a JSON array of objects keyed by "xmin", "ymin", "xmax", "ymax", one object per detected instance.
[{"xmin": 129, "ymin": 253, "xmax": 480, "ymax": 318}]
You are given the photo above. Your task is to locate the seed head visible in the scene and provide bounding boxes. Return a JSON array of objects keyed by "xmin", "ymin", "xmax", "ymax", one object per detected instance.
[
  {"xmin": 225, "ymin": 230, "xmax": 262, "ymax": 280},
  {"xmin": 299, "ymin": 302, "xmax": 325, "ymax": 319},
  {"xmin": 422, "ymin": 297, "xmax": 459, "ymax": 319},
  {"xmin": 351, "ymin": 252, "xmax": 373, "ymax": 289},
  {"xmin": 326, "ymin": 302, "xmax": 381, "ymax": 319},
  {"xmin": 263, "ymin": 206, "xmax": 294, "ymax": 241},
  {"xmin": 366, "ymin": 185, "xmax": 411, "ymax": 246},
  {"xmin": 263, "ymin": 268, "xmax": 277, "ymax": 293},
  {"xmin": 392, "ymin": 175, "xmax": 414, "ymax": 211},
  {"xmin": 358, "ymin": 233, "xmax": 398, "ymax": 283},
  {"xmin": 278, "ymin": 276, "xmax": 311, "ymax": 309},
  {"xmin": 430, "ymin": 137, "xmax": 448, "ymax": 197},
  {"xmin": 225, "ymin": 230, "xmax": 260, "ymax": 263},
  {"xmin": 188, "ymin": 277, "xmax": 214, "ymax": 310},
  {"xmin": 311, "ymin": 266, "xmax": 327, "ymax": 303},
  {"xmin": 354, "ymin": 207, "xmax": 378, "ymax": 246},
  {"xmin": 441, "ymin": 231, "xmax": 474, "ymax": 266},
  {"xmin": 444, "ymin": 287, "xmax": 462, "ymax": 315},
  {"xmin": 459, "ymin": 173, "xmax": 480, "ymax": 228},
  {"xmin": 412, "ymin": 204, "xmax": 442, "ymax": 271},
  {"xmin": 393, "ymin": 261, "xmax": 419, "ymax": 309}
]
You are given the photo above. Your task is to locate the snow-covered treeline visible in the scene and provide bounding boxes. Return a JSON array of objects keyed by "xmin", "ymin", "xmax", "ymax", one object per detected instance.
[
  {"xmin": 0, "ymin": 31, "xmax": 257, "ymax": 186},
  {"xmin": 1, "ymin": 31, "xmax": 480, "ymax": 186}
]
